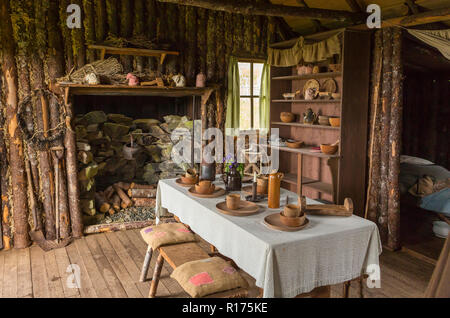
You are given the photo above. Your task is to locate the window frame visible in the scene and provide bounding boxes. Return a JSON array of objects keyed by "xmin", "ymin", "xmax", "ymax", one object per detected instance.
[{"xmin": 238, "ymin": 58, "xmax": 265, "ymax": 130}]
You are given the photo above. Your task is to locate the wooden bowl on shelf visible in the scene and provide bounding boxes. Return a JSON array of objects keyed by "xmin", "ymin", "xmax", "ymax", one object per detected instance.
[
  {"xmin": 280, "ymin": 112, "xmax": 295, "ymax": 123},
  {"xmin": 320, "ymin": 144, "xmax": 338, "ymax": 155},
  {"xmin": 329, "ymin": 117, "xmax": 341, "ymax": 127},
  {"xmin": 279, "ymin": 212, "xmax": 306, "ymax": 227},
  {"xmin": 286, "ymin": 140, "xmax": 304, "ymax": 149}
]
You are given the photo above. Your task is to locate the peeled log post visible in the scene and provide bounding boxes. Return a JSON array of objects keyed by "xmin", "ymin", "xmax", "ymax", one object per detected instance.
[
  {"xmin": 365, "ymin": 30, "xmax": 383, "ymax": 224},
  {"xmin": 156, "ymin": 0, "xmax": 363, "ymax": 21},
  {"xmin": 387, "ymin": 28, "xmax": 403, "ymax": 251},
  {"xmin": 0, "ymin": 0, "xmax": 31, "ymax": 248},
  {"xmin": 379, "ymin": 28, "xmax": 393, "ymax": 244},
  {"xmin": 185, "ymin": 6, "xmax": 197, "ymax": 85},
  {"xmin": 64, "ymin": 98, "xmax": 83, "ymax": 238},
  {"xmin": 206, "ymin": 10, "xmax": 216, "ymax": 82},
  {"xmin": 83, "ymin": 0, "xmax": 97, "ymax": 63}
]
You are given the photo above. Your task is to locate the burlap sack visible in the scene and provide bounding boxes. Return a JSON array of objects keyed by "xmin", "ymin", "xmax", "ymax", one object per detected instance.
[
  {"xmin": 171, "ymin": 257, "xmax": 249, "ymax": 298},
  {"xmin": 140, "ymin": 223, "xmax": 196, "ymax": 250}
]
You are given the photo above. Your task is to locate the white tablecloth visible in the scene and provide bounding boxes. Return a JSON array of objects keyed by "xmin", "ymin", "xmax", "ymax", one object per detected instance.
[{"xmin": 156, "ymin": 178, "xmax": 382, "ymax": 298}]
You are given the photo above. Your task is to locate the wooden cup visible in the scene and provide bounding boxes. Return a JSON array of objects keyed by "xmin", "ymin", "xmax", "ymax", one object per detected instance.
[
  {"xmin": 283, "ymin": 204, "xmax": 300, "ymax": 217},
  {"xmin": 226, "ymin": 194, "xmax": 241, "ymax": 210},
  {"xmin": 257, "ymin": 177, "xmax": 268, "ymax": 194}
]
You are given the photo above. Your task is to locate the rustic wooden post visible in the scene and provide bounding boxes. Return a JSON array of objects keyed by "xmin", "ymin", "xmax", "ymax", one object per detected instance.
[
  {"xmin": 206, "ymin": 10, "xmax": 217, "ymax": 82},
  {"xmin": 197, "ymin": 8, "xmax": 207, "ymax": 74},
  {"xmin": 120, "ymin": 0, "xmax": 133, "ymax": 72},
  {"xmin": 64, "ymin": 92, "xmax": 83, "ymax": 238},
  {"xmin": 60, "ymin": 0, "xmax": 75, "ymax": 73},
  {"xmin": 83, "ymin": 0, "xmax": 97, "ymax": 63},
  {"xmin": 71, "ymin": 0, "xmax": 86, "ymax": 68},
  {"xmin": 387, "ymin": 28, "xmax": 403, "ymax": 251},
  {"xmin": 0, "ymin": 110, "xmax": 12, "ymax": 250},
  {"xmin": 365, "ymin": 30, "xmax": 383, "ymax": 223},
  {"xmin": 134, "ymin": 0, "xmax": 146, "ymax": 72},
  {"xmin": 0, "ymin": 0, "xmax": 31, "ymax": 248},
  {"xmin": 94, "ymin": 0, "xmax": 107, "ymax": 44},
  {"xmin": 378, "ymin": 28, "xmax": 393, "ymax": 243},
  {"xmin": 185, "ymin": 6, "xmax": 197, "ymax": 85}
]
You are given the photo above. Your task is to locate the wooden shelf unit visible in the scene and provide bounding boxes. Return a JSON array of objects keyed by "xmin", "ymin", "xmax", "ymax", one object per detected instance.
[
  {"xmin": 269, "ymin": 29, "xmax": 371, "ymax": 215},
  {"xmin": 88, "ymin": 45, "xmax": 179, "ymax": 64}
]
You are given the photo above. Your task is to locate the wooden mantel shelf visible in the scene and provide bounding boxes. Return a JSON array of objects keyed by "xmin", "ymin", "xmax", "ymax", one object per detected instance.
[
  {"xmin": 87, "ymin": 45, "xmax": 179, "ymax": 64},
  {"xmin": 57, "ymin": 83, "xmax": 213, "ymax": 98}
]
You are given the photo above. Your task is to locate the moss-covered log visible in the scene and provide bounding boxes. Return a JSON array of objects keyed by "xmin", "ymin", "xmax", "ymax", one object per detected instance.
[
  {"xmin": 176, "ymin": 4, "xmax": 186, "ymax": 73},
  {"xmin": 133, "ymin": 0, "xmax": 146, "ymax": 72},
  {"xmin": 196, "ymin": 8, "xmax": 207, "ymax": 74},
  {"xmin": 165, "ymin": 3, "xmax": 178, "ymax": 74},
  {"xmin": 243, "ymin": 14, "xmax": 253, "ymax": 53},
  {"xmin": 71, "ymin": 0, "xmax": 86, "ymax": 68},
  {"xmin": 120, "ymin": 0, "xmax": 133, "ymax": 72},
  {"xmin": 206, "ymin": 10, "xmax": 216, "ymax": 82},
  {"xmin": 185, "ymin": 6, "xmax": 197, "ymax": 85},
  {"xmin": 60, "ymin": 0, "xmax": 75, "ymax": 73},
  {"xmin": 146, "ymin": 0, "xmax": 158, "ymax": 70},
  {"xmin": 106, "ymin": 0, "xmax": 119, "ymax": 36},
  {"xmin": 216, "ymin": 12, "xmax": 226, "ymax": 82},
  {"xmin": 83, "ymin": 0, "xmax": 97, "ymax": 63},
  {"xmin": 0, "ymin": 0, "xmax": 31, "ymax": 248},
  {"xmin": 94, "ymin": 0, "xmax": 107, "ymax": 43},
  {"xmin": 0, "ymin": 109, "xmax": 11, "ymax": 250}
]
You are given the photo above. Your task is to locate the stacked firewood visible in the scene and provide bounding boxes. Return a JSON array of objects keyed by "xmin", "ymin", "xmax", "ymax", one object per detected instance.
[{"xmin": 74, "ymin": 111, "xmax": 192, "ymax": 224}]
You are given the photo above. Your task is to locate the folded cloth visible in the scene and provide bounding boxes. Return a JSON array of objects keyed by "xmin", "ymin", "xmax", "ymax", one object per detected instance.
[
  {"xmin": 140, "ymin": 222, "xmax": 196, "ymax": 250},
  {"xmin": 171, "ymin": 257, "xmax": 249, "ymax": 298}
]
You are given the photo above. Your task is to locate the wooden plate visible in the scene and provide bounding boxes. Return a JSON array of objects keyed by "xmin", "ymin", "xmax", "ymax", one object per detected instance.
[
  {"xmin": 242, "ymin": 185, "xmax": 267, "ymax": 197},
  {"xmin": 303, "ymin": 79, "xmax": 320, "ymax": 97},
  {"xmin": 264, "ymin": 213, "xmax": 309, "ymax": 232},
  {"xmin": 175, "ymin": 178, "xmax": 197, "ymax": 187},
  {"xmin": 322, "ymin": 78, "xmax": 337, "ymax": 93},
  {"xmin": 216, "ymin": 201, "xmax": 259, "ymax": 216},
  {"xmin": 188, "ymin": 186, "xmax": 226, "ymax": 198}
]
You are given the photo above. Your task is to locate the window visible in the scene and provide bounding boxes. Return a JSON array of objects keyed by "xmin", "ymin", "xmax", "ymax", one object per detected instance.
[{"xmin": 238, "ymin": 61, "xmax": 264, "ymax": 130}]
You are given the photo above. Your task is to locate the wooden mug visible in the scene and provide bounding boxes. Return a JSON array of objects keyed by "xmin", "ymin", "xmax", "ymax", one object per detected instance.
[
  {"xmin": 226, "ymin": 194, "xmax": 241, "ymax": 210},
  {"xmin": 283, "ymin": 204, "xmax": 300, "ymax": 217},
  {"xmin": 257, "ymin": 176, "xmax": 268, "ymax": 194}
]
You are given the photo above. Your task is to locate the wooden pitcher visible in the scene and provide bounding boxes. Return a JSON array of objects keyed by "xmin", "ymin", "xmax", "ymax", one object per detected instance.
[{"xmin": 268, "ymin": 172, "xmax": 284, "ymax": 209}]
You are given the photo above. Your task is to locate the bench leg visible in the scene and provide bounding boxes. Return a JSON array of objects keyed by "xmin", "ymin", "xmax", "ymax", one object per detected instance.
[
  {"xmin": 343, "ymin": 281, "xmax": 351, "ymax": 298},
  {"xmin": 148, "ymin": 253, "xmax": 164, "ymax": 298},
  {"xmin": 140, "ymin": 246, "xmax": 153, "ymax": 282}
]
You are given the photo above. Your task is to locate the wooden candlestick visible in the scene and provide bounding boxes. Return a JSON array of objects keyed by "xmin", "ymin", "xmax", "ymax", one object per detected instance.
[{"xmin": 252, "ymin": 181, "xmax": 257, "ymax": 200}]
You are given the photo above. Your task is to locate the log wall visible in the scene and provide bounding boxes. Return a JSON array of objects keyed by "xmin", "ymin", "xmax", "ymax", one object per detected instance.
[{"xmin": 0, "ymin": 0, "xmax": 280, "ymax": 249}]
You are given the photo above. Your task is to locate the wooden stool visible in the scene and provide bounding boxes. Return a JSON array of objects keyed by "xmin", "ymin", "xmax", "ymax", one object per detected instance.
[{"xmin": 148, "ymin": 242, "xmax": 248, "ymax": 298}]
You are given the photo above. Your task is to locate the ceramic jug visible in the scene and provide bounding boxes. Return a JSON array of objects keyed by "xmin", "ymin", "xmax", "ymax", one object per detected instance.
[
  {"xmin": 222, "ymin": 165, "xmax": 242, "ymax": 191},
  {"xmin": 268, "ymin": 172, "xmax": 284, "ymax": 209}
]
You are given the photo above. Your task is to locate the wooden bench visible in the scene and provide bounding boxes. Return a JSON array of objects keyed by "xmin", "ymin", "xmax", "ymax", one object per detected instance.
[{"xmin": 148, "ymin": 242, "xmax": 248, "ymax": 298}]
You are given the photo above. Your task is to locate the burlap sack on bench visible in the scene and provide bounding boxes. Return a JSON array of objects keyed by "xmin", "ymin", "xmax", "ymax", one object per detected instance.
[
  {"xmin": 171, "ymin": 257, "xmax": 249, "ymax": 298},
  {"xmin": 140, "ymin": 223, "xmax": 196, "ymax": 250}
]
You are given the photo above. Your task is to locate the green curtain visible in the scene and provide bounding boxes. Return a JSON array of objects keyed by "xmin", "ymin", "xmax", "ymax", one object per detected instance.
[
  {"xmin": 259, "ymin": 63, "xmax": 270, "ymax": 132},
  {"xmin": 225, "ymin": 56, "xmax": 240, "ymax": 136}
]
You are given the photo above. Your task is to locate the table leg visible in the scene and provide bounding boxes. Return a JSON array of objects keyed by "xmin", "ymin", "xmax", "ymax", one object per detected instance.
[
  {"xmin": 343, "ymin": 281, "xmax": 351, "ymax": 298},
  {"xmin": 148, "ymin": 253, "xmax": 164, "ymax": 298}
]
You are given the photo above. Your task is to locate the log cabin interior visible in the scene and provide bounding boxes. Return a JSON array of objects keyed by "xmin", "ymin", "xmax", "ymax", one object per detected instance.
[{"xmin": 0, "ymin": 0, "xmax": 449, "ymax": 301}]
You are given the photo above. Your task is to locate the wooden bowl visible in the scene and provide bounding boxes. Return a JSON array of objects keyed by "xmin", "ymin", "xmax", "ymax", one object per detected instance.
[
  {"xmin": 320, "ymin": 144, "xmax": 338, "ymax": 155},
  {"xmin": 279, "ymin": 212, "xmax": 306, "ymax": 227},
  {"xmin": 286, "ymin": 140, "xmax": 304, "ymax": 149},
  {"xmin": 280, "ymin": 112, "xmax": 295, "ymax": 123},
  {"xmin": 181, "ymin": 175, "xmax": 198, "ymax": 185},
  {"xmin": 329, "ymin": 117, "xmax": 341, "ymax": 127}
]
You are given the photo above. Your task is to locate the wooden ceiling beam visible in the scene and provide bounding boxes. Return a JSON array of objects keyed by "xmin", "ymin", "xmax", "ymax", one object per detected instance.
[
  {"xmin": 296, "ymin": 0, "xmax": 328, "ymax": 33},
  {"xmin": 156, "ymin": 0, "xmax": 365, "ymax": 22}
]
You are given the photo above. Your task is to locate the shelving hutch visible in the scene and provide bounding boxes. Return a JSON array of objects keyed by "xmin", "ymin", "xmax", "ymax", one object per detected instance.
[{"xmin": 269, "ymin": 29, "xmax": 371, "ymax": 215}]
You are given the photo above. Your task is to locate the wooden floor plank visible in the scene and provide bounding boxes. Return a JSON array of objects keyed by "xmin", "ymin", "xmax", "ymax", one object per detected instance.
[
  {"xmin": 65, "ymin": 240, "xmax": 97, "ymax": 298},
  {"xmin": 95, "ymin": 234, "xmax": 142, "ymax": 298},
  {"xmin": 44, "ymin": 250, "xmax": 66, "ymax": 298},
  {"xmin": 16, "ymin": 248, "xmax": 32, "ymax": 298},
  {"xmin": 104, "ymin": 232, "xmax": 151, "ymax": 297},
  {"xmin": 53, "ymin": 247, "xmax": 81, "ymax": 298},
  {"xmin": 0, "ymin": 250, "xmax": 4, "ymax": 298},
  {"xmin": 113, "ymin": 231, "xmax": 171, "ymax": 297},
  {"xmin": 2, "ymin": 249, "xmax": 18, "ymax": 298},
  {"xmin": 84, "ymin": 235, "xmax": 128, "ymax": 298},
  {"xmin": 29, "ymin": 246, "xmax": 50, "ymax": 298},
  {"xmin": 73, "ymin": 239, "xmax": 111, "ymax": 298},
  {"xmin": 125, "ymin": 229, "xmax": 188, "ymax": 297}
]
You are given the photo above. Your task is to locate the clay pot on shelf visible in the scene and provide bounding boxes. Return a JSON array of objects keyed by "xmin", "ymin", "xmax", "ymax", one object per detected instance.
[
  {"xmin": 196, "ymin": 72, "xmax": 206, "ymax": 87},
  {"xmin": 280, "ymin": 112, "xmax": 295, "ymax": 123}
]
